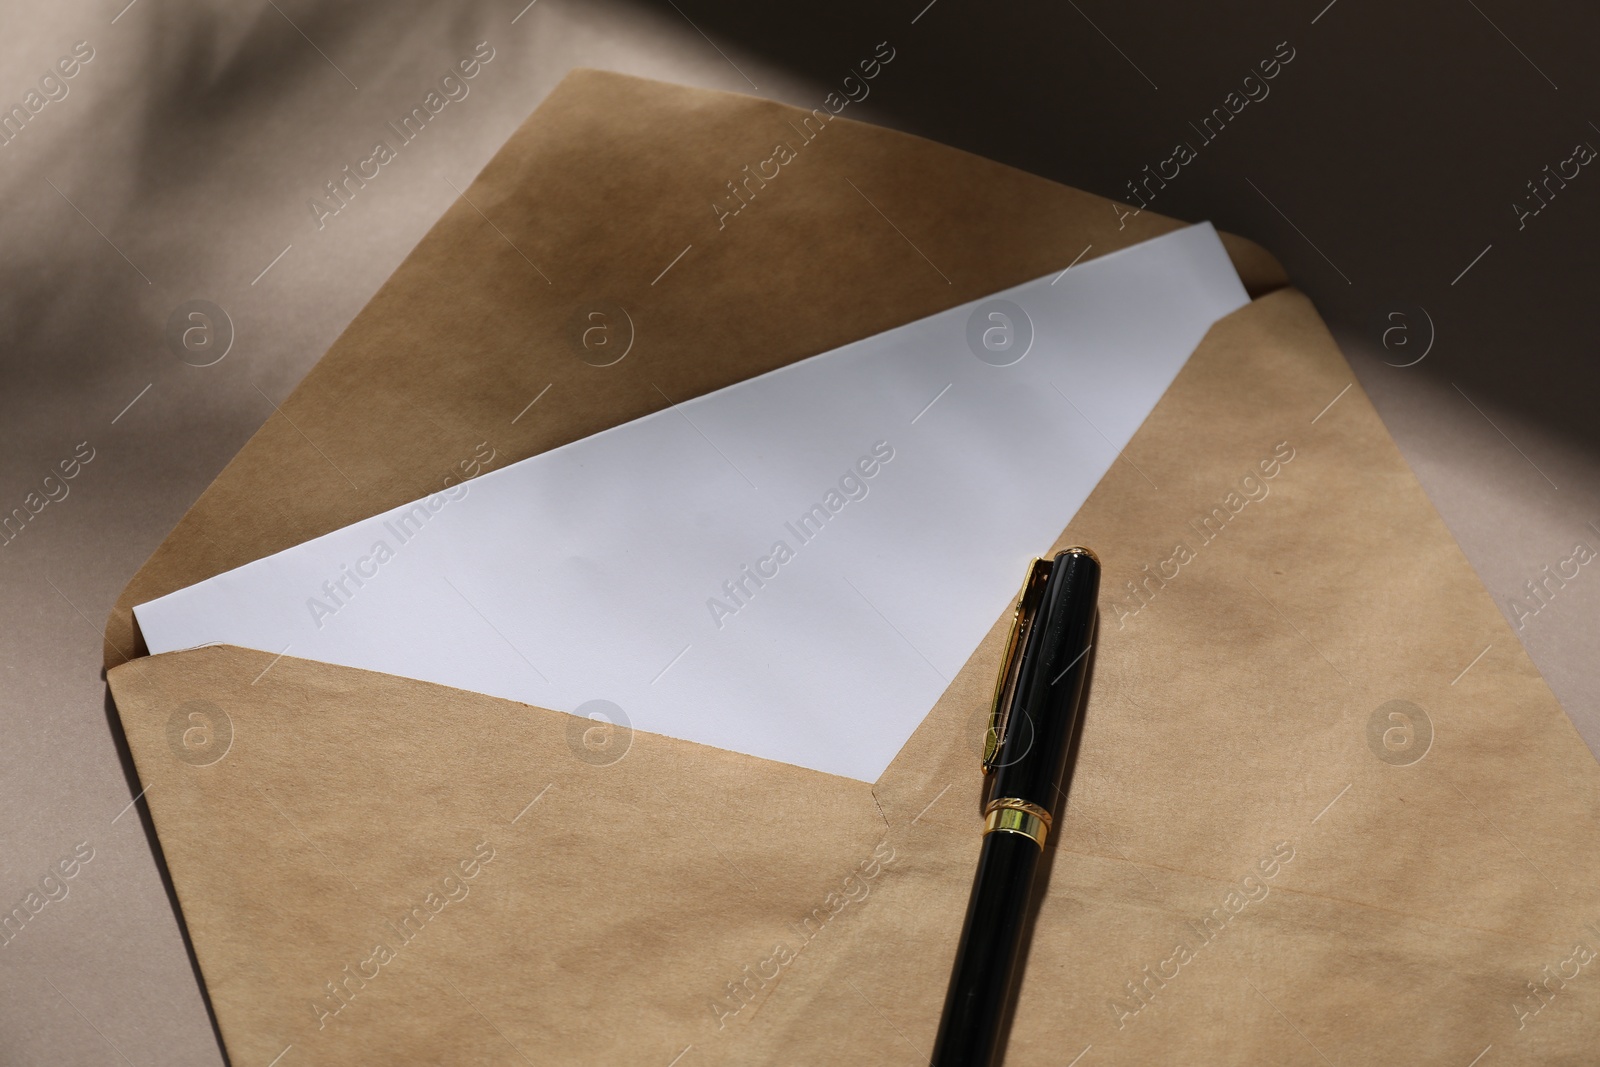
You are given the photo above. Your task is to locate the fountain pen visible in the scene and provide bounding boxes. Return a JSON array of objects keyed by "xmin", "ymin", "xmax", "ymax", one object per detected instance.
[{"xmin": 932, "ymin": 547, "xmax": 1100, "ymax": 1066}]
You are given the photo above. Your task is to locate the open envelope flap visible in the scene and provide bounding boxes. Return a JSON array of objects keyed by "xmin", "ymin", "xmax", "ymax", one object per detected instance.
[
  {"xmin": 108, "ymin": 290, "xmax": 1600, "ymax": 1066},
  {"xmin": 103, "ymin": 68, "xmax": 1285, "ymax": 670},
  {"xmin": 106, "ymin": 645, "xmax": 887, "ymax": 1065}
]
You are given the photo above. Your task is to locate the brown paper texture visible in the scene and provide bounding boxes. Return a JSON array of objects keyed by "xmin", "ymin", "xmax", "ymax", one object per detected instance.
[{"xmin": 106, "ymin": 71, "xmax": 1600, "ymax": 1065}]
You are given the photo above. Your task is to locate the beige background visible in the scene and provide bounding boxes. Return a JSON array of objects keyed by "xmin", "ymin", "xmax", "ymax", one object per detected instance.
[{"xmin": 2, "ymin": 1, "xmax": 1596, "ymax": 1063}]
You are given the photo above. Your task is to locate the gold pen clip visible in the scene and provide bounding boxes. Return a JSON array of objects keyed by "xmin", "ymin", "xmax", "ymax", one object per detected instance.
[{"xmin": 983, "ymin": 556, "xmax": 1054, "ymax": 773}]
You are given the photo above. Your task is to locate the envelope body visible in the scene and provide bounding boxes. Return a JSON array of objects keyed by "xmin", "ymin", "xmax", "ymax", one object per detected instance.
[{"xmin": 107, "ymin": 70, "xmax": 1600, "ymax": 1066}]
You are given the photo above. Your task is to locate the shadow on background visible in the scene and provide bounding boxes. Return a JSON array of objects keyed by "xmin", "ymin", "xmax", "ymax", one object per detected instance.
[{"xmin": 624, "ymin": 0, "xmax": 1600, "ymax": 458}]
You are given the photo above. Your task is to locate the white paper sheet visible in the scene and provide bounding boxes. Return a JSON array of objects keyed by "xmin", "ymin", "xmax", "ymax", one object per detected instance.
[{"xmin": 134, "ymin": 224, "xmax": 1248, "ymax": 782}]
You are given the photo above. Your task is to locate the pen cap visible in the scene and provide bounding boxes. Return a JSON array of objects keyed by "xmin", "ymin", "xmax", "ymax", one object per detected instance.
[{"xmin": 988, "ymin": 547, "xmax": 1100, "ymax": 811}]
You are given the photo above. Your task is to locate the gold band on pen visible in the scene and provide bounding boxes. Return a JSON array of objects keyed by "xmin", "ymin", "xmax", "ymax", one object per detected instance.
[{"xmin": 983, "ymin": 798, "xmax": 1053, "ymax": 848}]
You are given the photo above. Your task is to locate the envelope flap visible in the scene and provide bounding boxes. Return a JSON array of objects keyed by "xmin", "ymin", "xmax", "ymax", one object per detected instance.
[
  {"xmin": 105, "ymin": 68, "xmax": 1285, "ymax": 669},
  {"xmin": 107, "ymin": 644, "xmax": 884, "ymax": 1065}
]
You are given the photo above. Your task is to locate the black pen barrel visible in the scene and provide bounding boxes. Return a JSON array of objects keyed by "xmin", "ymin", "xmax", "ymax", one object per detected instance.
[
  {"xmin": 932, "ymin": 832, "xmax": 1040, "ymax": 1066},
  {"xmin": 931, "ymin": 547, "xmax": 1100, "ymax": 1065}
]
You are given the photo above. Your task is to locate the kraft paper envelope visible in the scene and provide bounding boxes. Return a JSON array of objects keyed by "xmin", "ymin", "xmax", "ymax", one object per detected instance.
[{"xmin": 105, "ymin": 70, "xmax": 1600, "ymax": 1066}]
